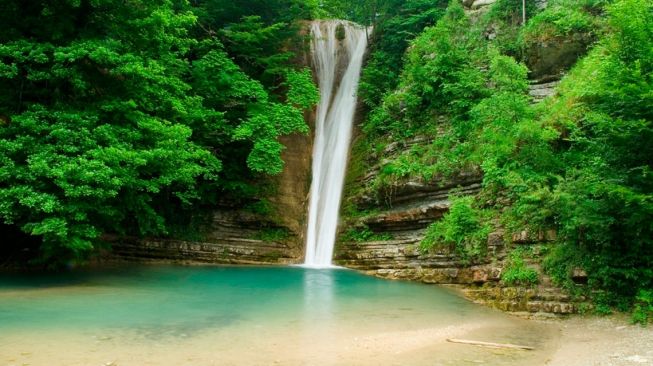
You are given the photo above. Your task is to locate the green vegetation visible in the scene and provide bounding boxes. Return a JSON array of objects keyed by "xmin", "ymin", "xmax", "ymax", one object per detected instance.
[
  {"xmin": 521, "ymin": 2, "xmax": 594, "ymax": 42},
  {"xmin": 633, "ymin": 290, "xmax": 653, "ymax": 325},
  {"xmin": 502, "ymin": 248, "xmax": 539, "ymax": 286},
  {"xmin": 358, "ymin": 0, "xmax": 448, "ymax": 108},
  {"xmin": 254, "ymin": 227, "xmax": 291, "ymax": 242},
  {"xmin": 421, "ymin": 196, "xmax": 492, "ymax": 262},
  {"xmin": 354, "ymin": 0, "xmax": 652, "ymax": 312},
  {"xmin": 0, "ymin": 0, "xmax": 318, "ymax": 264},
  {"xmin": 341, "ymin": 225, "xmax": 392, "ymax": 243},
  {"xmin": 0, "ymin": 0, "xmax": 650, "ymax": 319}
]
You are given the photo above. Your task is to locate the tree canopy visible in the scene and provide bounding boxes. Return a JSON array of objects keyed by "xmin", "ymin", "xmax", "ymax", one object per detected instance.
[{"xmin": 0, "ymin": 0, "xmax": 318, "ymax": 262}]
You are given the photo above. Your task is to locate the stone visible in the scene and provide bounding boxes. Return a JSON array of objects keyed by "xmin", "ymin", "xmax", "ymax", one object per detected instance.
[
  {"xmin": 487, "ymin": 231, "xmax": 504, "ymax": 248},
  {"xmin": 471, "ymin": 0, "xmax": 497, "ymax": 9},
  {"xmin": 489, "ymin": 267, "xmax": 502, "ymax": 281},
  {"xmin": 529, "ymin": 80, "xmax": 560, "ymax": 103},
  {"xmin": 571, "ymin": 267, "xmax": 588, "ymax": 284},
  {"xmin": 524, "ymin": 33, "xmax": 595, "ymax": 79},
  {"xmin": 511, "ymin": 228, "xmax": 557, "ymax": 243},
  {"xmin": 512, "ymin": 230, "xmax": 530, "ymax": 243},
  {"xmin": 472, "ymin": 269, "xmax": 489, "ymax": 284}
]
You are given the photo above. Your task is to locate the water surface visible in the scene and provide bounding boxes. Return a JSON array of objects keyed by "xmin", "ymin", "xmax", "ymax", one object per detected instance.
[{"xmin": 0, "ymin": 265, "xmax": 558, "ymax": 365}]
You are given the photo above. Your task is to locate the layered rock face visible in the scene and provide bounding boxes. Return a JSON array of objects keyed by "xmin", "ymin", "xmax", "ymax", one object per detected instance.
[
  {"xmin": 110, "ymin": 210, "xmax": 302, "ymax": 264},
  {"xmin": 110, "ymin": 122, "xmax": 313, "ymax": 264},
  {"xmin": 334, "ymin": 175, "xmax": 576, "ymax": 314},
  {"xmin": 335, "ymin": 143, "xmax": 576, "ymax": 315},
  {"xmin": 109, "ymin": 131, "xmax": 312, "ymax": 265}
]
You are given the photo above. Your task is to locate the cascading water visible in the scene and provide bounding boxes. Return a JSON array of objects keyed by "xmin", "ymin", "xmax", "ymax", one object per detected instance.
[{"xmin": 304, "ymin": 21, "xmax": 369, "ymax": 267}]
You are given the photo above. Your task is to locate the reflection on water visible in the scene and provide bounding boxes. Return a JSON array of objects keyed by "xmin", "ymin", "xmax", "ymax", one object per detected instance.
[
  {"xmin": 301, "ymin": 269, "xmax": 337, "ymax": 364},
  {"xmin": 302, "ymin": 268, "xmax": 335, "ymax": 323}
]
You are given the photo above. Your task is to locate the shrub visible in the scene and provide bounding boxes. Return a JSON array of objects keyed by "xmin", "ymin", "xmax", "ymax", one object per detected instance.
[
  {"xmin": 520, "ymin": 0, "xmax": 599, "ymax": 44},
  {"xmin": 341, "ymin": 225, "xmax": 392, "ymax": 243},
  {"xmin": 254, "ymin": 228, "xmax": 290, "ymax": 242},
  {"xmin": 421, "ymin": 195, "xmax": 492, "ymax": 262},
  {"xmin": 632, "ymin": 290, "xmax": 653, "ymax": 325},
  {"xmin": 502, "ymin": 248, "xmax": 539, "ymax": 286}
]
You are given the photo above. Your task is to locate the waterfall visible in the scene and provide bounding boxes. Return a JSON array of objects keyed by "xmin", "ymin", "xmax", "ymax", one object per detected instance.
[{"xmin": 304, "ymin": 21, "xmax": 369, "ymax": 267}]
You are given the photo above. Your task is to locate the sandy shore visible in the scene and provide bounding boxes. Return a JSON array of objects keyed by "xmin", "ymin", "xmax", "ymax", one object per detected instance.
[
  {"xmin": 4, "ymin": 315, "xmax": 650, "ymax": 366},
  {"xmin": 544, "ymin": 315, "xmax": 653, "ymax": 366}
]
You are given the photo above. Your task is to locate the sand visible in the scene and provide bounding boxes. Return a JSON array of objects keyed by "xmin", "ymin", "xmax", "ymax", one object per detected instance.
[
  {"xmin": 2, "ymin": 314, "xmax": 651, "ymax": 366},
  {"xmin": 544, "ymin": 315, "xmax": 653, "ymax": 366}
]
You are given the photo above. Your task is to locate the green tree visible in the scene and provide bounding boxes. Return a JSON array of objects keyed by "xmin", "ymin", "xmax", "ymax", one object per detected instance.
[{"xmin": 0, "ymin": 0, "xmax": 318, "ymax": 263}]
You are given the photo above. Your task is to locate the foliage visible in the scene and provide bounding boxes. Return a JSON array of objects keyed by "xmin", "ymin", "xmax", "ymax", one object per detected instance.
[
  {"xmin": 358, "ymin": 0, "xmax": 448, "ymax": 108},
  {"xmin": 363, "ymin": 1, "xmax": 488, "ymax": 140},
  {"xmin": 481, "ymin": 0, "xmax": 541, "ymax": 55},
  {"xmin": 520, "ymin": 0, "xmax": 598, "ymax": 44},
  {"xmin": 0, "ymin": 0, "xmax": 318, "ymax": 263},
  {"xmin": 341, "ymin": 225, "xmax": 392, "ymax": 243},
  {"xmin": 502, "ymin": 248, "xmax": 539, "ymax": 286},
  {"xmin": 481, "ymin": 0, "xmax": 605, "ymax": 58},
  {"xmin": 485, "ymin": 0, "xmax": 539, "ymax": 25},
  {"xmin": 254, "ymin": 227, "xmax": 291, "ymax": 242},
  {"xmin": 534, "ymin": 0, "xmax": 653, "ymax": 305},
  {"xmin": 542, "ymin": 243, "xmax": 583, "ymax": 290},
  {"xmin": 244, "ymin": 199, "xmax": 275, "ymax": 216},
  {"xmin": 632, "ymin": 290, "xmax": 653, "ymax": 325},
  {"xmin": 421, "ymin": 196, "xmax": 492, "ymax": 262}
]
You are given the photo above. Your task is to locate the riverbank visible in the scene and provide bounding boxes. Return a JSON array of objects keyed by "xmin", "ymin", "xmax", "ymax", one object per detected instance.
[
  {"xmin": 545, "ymin": 315, "xmax": 653, "ymax": 366},
  {"xmin": 2, "ymin": 314, "xmax": 649, "ymax": 366}
]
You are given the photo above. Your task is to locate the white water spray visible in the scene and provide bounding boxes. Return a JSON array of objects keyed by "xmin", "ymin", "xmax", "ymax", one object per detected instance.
[{"xmin": 304, "ymin": 21, "xmax": 369, "ymax": 267}]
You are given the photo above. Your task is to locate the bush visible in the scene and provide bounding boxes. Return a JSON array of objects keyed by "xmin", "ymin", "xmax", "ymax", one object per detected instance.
[
  {"xmin": 632, "ymin": 290, "xmax": 653, "ymax": 325},
  {"xmin": 520, "ymin": 3, "xmax": 595, "ymax": 44},
  {"xmin": 341, "ymin": 225, "xmax": 392, "ymax": 243},
  {"xmin": 421, "ymin": 195, "xmax": 492, "ymax": 262},
  {"xmin": 254, "ymin": 228, "xmax": 291, "ymax": 242},
  {"xmin": 502, "ymin": 248, "xmax": 539, "ymax": 286}
]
